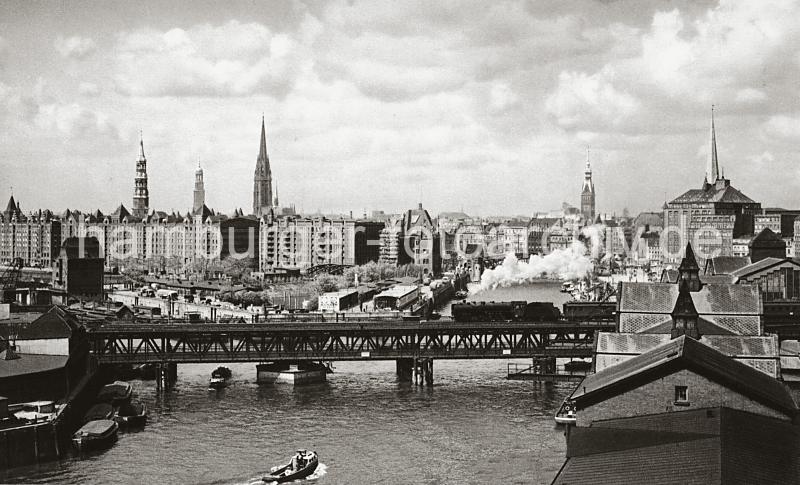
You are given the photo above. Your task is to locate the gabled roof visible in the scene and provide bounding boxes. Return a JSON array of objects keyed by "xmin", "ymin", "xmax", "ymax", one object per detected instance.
[
  {"xmin": 704, "ymin": 256, "xmax": 751, "ymax": 275},
  {"xmin": 731, "ymin": 257, "xmax": 800, "ymax": 280},
  {"xmin": 110, "ymin": 204, "xmax": 130, "ymax": 220},
  {"xmin": 618, "ymin": 282, "xmax": 762, "ymax": 336},
  {"xmin": 193, "ymin": 204, "xmax": 213, "ymax": 219},
  {"xmin": 619, "ymin": 283, "xmax": 760, "ymax": 315},
  {"xmin": 750, "ymin": 227, "xmax": 786, "ymax": 249},
  {"xmin": 595, "ymin": 332, "xmax": 779, "ymax": 377},
  {"xmin": 17, "ymin": 306, "xmax": 82, "ymax": 340},
  {"xmin": 571, "ymin": 336, "xmax": 797, "ymax": 415}
]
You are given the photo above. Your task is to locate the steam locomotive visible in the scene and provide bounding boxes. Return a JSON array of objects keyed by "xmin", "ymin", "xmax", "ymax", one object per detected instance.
[{"xmin": 451, "ymin": 301, "xmax": 561, "ymax": 322}]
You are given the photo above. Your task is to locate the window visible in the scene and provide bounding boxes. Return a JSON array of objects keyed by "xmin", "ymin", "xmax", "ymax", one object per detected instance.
[{"xmin": 674, "ymin": 385, "xmax": 689, "ymax": 405}]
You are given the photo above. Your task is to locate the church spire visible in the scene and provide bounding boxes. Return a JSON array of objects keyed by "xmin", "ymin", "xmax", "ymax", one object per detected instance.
[
  {"xmin": 710, "ymin": 105, "xmax": 719, "ymax": 181},
  {"xmin": 138, "ymin": 130, "xmax": 146, "ymax": 162},
  {"xmin": 253, "ymin": 116, "xmax": 273, "ymax": 216},
  {"xmin": 258, "ymin": 116, "xmax": 268, "ymax": 165}
]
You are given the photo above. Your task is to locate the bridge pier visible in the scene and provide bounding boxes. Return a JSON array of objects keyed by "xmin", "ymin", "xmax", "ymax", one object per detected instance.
[
  {"xmin": 396, "ymin": 358, "xmax": 414, "ymax": 382},
  {"xmin": 413, "ymin": 358, "xmax": 433, "ymax": 386},
  {"xmin": 256, "ymin": 361, "xmax": 327, "ymax": 385},
  {"xmin": 155, "ymin": 363, "xmax": 177, "ymax": 392}
]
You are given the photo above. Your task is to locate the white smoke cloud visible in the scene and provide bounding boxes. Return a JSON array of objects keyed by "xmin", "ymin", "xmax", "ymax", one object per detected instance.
[{"xmin": 478, "ymin": 241, "xmax": 594, "ymax": 291}]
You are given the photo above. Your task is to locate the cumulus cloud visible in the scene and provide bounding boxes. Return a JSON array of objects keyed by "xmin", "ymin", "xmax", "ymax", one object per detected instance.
[
  {"xmin": 545, "ymin": 67, "xmax": 639, "ymax": 129},
  {"xmin": 635, "ymin": 2, "xmax": 800, "ymax": 101},
  {"xmin": 763, "ymin": 115, "xmax": 800, "ymax": 140},
  {"xmin": 78, "ymin": 82, "xmax": 100, "ymax": 97},
  {"xmin": 54, "ymin": 36, "xmax": 96, "ymax": 60},
  {"xmin": 113, "ymin": 21, "xmax": 310, "ymax": 97},
  {"xmin": 35, "ymin": 103, "xmax": 117, "ymax": 139},
  {"xmin": 735, "ymin": 88, "xmax": 767, "ymax": 103}
]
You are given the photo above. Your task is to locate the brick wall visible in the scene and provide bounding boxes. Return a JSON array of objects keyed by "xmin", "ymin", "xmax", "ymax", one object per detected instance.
[{"xmin": 578, "ymin": 369, "xmax": 789, "ymax": 426}]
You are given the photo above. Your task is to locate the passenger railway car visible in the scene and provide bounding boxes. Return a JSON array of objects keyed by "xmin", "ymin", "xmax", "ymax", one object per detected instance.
[
  {"xmin": 451, "ymin": 301, "xmax": 561, "ymax": 322},
  {"xmin": 562, "ymin": 301, "xmax": 617, "ymax": 322}
]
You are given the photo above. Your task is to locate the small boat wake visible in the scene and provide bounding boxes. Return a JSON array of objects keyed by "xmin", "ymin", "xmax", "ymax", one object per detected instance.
[{"xmin": 245, "ymin": 463, "xmax": 327, "ymax": 485}]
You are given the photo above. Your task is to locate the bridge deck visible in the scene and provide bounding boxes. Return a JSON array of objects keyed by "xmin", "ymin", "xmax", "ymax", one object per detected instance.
[{"xmin": 88, "ymin": 320, "xmax": 615, "ymax": 364}]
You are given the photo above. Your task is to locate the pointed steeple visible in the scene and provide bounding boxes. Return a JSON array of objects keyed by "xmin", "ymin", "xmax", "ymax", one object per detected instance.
[
  {"xmin": 671, "ymin": 280, "xmax": 700, "ymax": 339},
  {"xmin": 258, "ymin": 116, "xmax": 268, "ymax": 165},
  {"xmin": 138, "ymin": 130, "xmax": 146, "ymax": 162},
  {"xmin": 253, "ymin": 115, "xmax": 273, "ymax": 216},
  {"xmin": 709, "ymin": 105, "xmax": 719, "ymax": 182},
  {"xmin": 677, "ymin": 242, "xmax": 702, "ymax": 292}
]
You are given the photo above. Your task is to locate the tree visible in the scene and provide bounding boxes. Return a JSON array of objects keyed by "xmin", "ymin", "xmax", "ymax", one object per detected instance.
[{"xmin": 219, "ymin": 257, "xmax": 254, "ymax": 283}]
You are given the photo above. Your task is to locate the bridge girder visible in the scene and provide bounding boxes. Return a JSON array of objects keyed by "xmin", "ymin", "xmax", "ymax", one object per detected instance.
[{"xmin": 88, "ymin": 321, "xmax": 612, "ymax": 364}]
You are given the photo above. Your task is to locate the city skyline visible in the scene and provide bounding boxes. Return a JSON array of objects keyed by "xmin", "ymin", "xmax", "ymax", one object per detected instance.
[{"xmin": 1, "ymin": 1, "xmax": 800, "ymax": 216}]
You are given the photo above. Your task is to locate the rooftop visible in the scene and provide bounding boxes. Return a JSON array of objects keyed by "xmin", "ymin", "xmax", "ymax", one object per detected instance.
[{"xmin": 571, "ymin": 335, "xmax": 796, "ymax": 415}]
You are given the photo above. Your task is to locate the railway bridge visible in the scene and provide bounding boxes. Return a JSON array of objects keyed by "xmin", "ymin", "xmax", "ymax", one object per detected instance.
[{"xmin": 88, "ymin": 319, "xmax": 614, "ymax": 388}]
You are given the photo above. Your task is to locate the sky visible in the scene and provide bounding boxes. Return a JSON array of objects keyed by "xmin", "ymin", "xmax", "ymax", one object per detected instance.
[{"xmin": 1, "ymin": 0, "xmax": 799, "ymax": 218}]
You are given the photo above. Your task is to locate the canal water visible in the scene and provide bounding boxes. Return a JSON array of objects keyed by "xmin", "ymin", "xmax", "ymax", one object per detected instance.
[{"xmin": 8, "ymin": 283, "xmax": 574, "ymax": 485}]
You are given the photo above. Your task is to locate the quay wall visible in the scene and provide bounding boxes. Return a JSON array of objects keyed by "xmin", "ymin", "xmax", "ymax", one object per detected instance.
[{"xmin": 0, "ymin": 421, "xmax": 60, "ymax": 469}]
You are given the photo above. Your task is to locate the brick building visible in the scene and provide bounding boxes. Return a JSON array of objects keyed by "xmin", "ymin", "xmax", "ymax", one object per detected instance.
[{"xmin": 663, "ymin": 110, "xmax": 761, "ymax": 263}]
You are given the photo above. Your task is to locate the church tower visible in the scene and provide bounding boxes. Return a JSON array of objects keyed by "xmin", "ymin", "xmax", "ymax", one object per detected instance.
[
  {"xmin": 580, "ymin": 151, "xmax": 595, "ymax": 223},
  {"xmin": 193, "ymin": 161, "xmax": 205, "ymax": 213},
  {"xmin": 132, "ymin": 133, "xmax": 149, "ymax": 219},
  {"xmin": 253, "ymin": 117, "xmax": 273, "ymax": 216}
]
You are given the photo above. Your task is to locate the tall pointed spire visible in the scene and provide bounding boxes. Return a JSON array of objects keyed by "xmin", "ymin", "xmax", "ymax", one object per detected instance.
[
  {"xmin": 138, "ymin": 130, "xmax": 146, "ymax": 162},
  {"xmin": 253, "ymin": 116, "xmax": 273, "ymax": 216},
  {"xmin": 710, "ymin": 105, "xmax": 719, "ymax": 181},
  {"xmin": 258, "ymin": 115, "xmax": 268, "ymax": 164}
]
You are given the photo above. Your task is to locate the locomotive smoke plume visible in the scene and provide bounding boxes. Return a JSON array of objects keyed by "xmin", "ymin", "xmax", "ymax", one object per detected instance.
[{"xmin": 477, "ymin": 241, "xmax": 594, "ymax": 291}]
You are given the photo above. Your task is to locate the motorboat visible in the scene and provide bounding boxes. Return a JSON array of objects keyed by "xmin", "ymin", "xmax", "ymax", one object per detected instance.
[
  {"xmin": 72, "ymin": 419, "xmax": 119, "ymax": 452},
  {"xmin": 11, "ymin": 400, "xmax": 63, "ymax": 422},
  {"xmin": 554, "ymin": 399, "xmax": 577, "ymax": 425},
  {"xmin": 114, "ymin": 400, "xmax": 147, "ymax": 428},
  {"xmin": 264, "ymin": 450, "xmax": 319, "ymax": 483},
  {"xmin": 209, "ymin": 366, "xmax": 232, "ymax": 390},
  {"xmin": 83, "ymin": 403, "xmax": 114, "ymax": 423},
  {"xmin": 97, "ymin": 381, "xmax": 133, "ymax": 405}
]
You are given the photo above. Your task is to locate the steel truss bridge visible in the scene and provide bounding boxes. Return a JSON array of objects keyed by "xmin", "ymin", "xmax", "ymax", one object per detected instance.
[{"xmin": 88, "ymin": 320, "xmax": 615, "ymax": 364}]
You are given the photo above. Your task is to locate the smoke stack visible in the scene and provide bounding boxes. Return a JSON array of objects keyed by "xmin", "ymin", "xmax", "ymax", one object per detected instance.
[{"xmin": 418, "ymin": 203, "xmax": 423, "ymax": 210}]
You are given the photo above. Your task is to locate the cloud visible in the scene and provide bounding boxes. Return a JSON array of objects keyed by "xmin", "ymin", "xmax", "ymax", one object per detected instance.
[
  {"xmin": 78, "ymin": 82, "xmax": 100, "ymax": 97},
  {"xmin": 545, "ymin": 67, "xmax": 639, "ymax": 130},
  {"xmin": 113, "ymin": 21, "xmax": 310, "ymax": 97},
  {"xmin": 54, "ymin": 36, "xmax": 96, "ymax": 60},
  {"xmin": 635, "ymin": 2, "xmax": 800, "ymax": 101},
  {"xmin": 735, "ymin": 88, "xmax": 767, "ymax": 103},
  {"xmin": 35, "ymin": 102, "xmax": 118, "ymax": 139},
  {"xmin": 762, "ymin": 115, "xmax": 800, "ymax": 140},
  {"xmin": 488, "ymin": 82, "xmax": 519, "ymax": 113}
]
